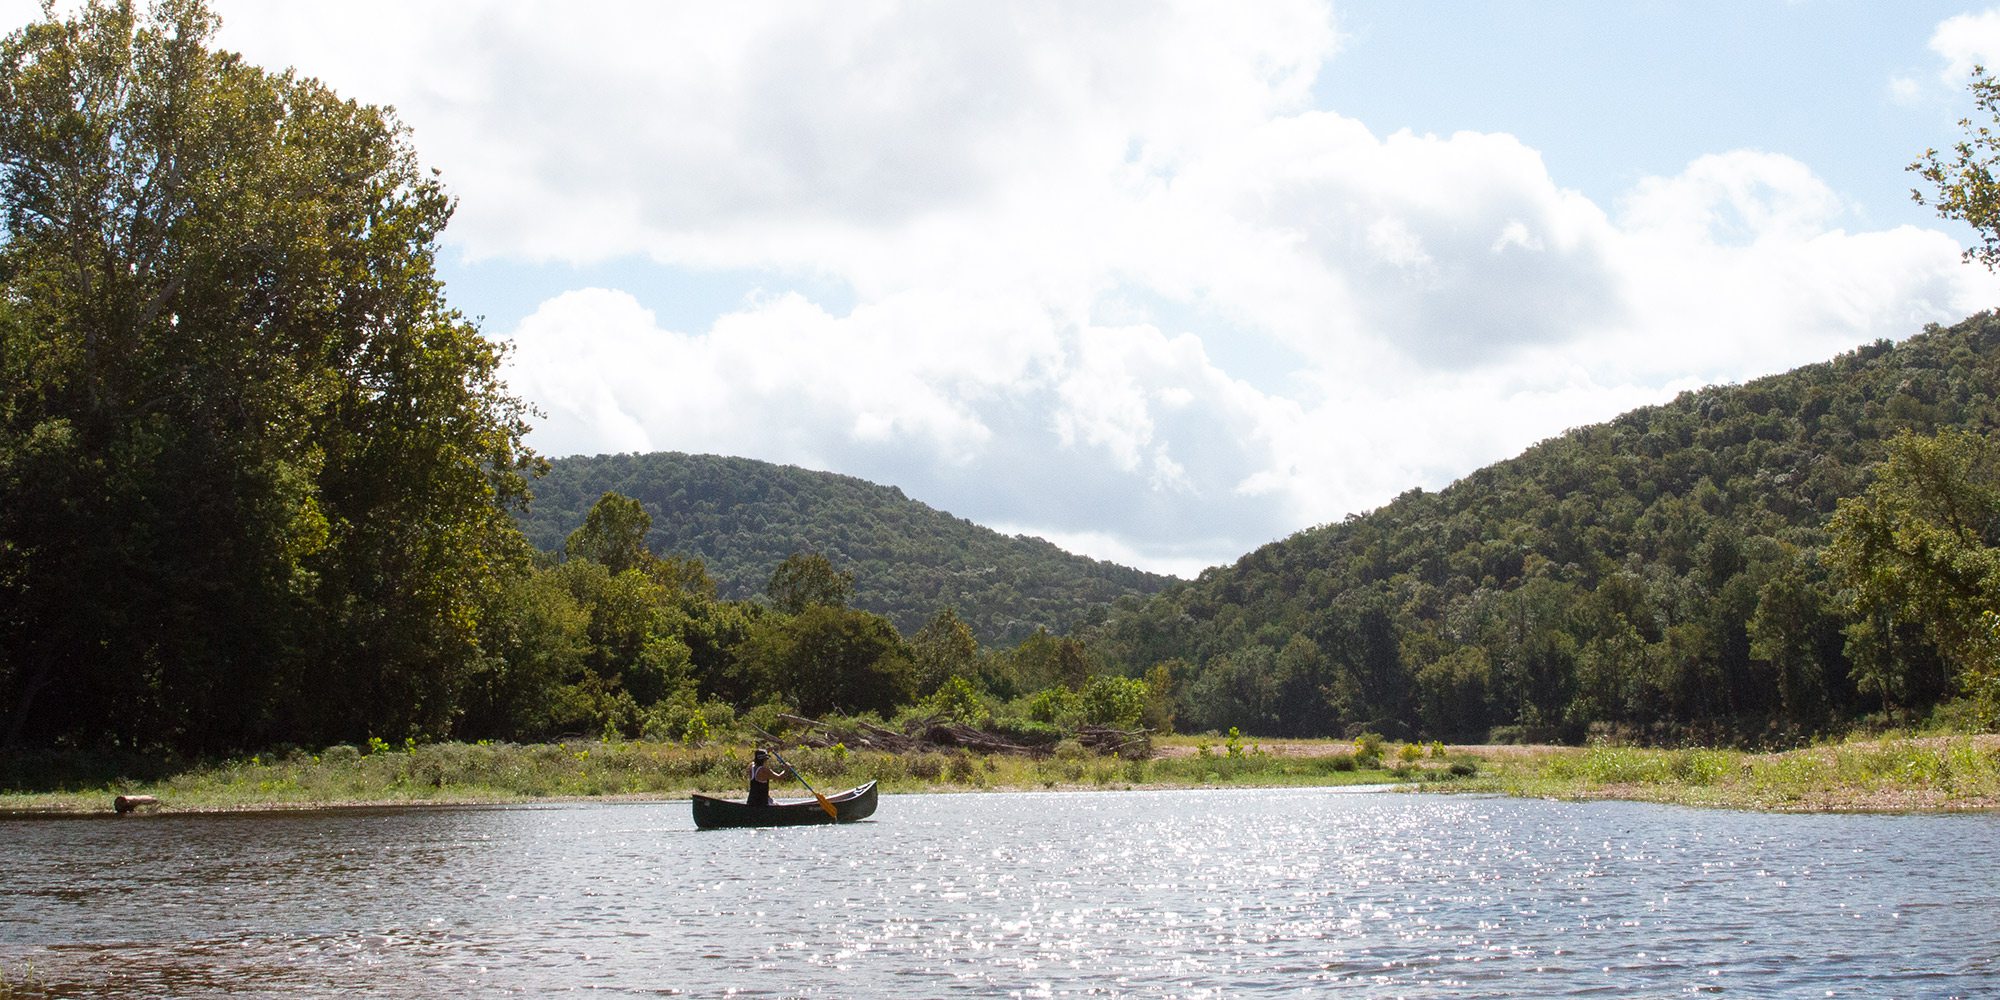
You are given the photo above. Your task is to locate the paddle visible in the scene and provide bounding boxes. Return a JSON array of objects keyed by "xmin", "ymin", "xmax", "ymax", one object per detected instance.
[{"xmin": 768, "ymin": 747, "xmax": 839, "ymax": 820}]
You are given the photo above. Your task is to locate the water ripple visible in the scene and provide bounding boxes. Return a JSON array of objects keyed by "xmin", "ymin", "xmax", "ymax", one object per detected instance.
[{"xmin": 3, "ymin": 790, "xmax": 1998, "ymax": 996}]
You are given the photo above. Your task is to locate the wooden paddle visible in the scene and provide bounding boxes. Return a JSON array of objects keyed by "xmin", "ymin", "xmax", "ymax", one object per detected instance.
[{"xmin": 769, "ymin": 747, "xmax": 839, "ymax": 820}]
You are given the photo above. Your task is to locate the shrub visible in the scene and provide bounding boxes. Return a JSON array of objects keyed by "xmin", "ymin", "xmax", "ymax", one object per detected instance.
[
  {"xmin": 987, "ymin": 717, "xmax": 1063, "ymax": 745},
  {"xmin": 946, "ymin": 752, "xmax": 980, "ymax": 784},
  {"xmin": 1668, "ymin": 749, "xmax": 1731, "ymax": 785},
  {"xmin": 928, "ymin": 676, "xmax": 986, "ymax": 724},
  {"xmin": 1026, "ymin": 686, "xmax": 1082, "ymax": 729},
  {"xmin": 1080, "ymin": 675, "xmax": 1147, "ymax": 730},
  {"xmin": 907, "ymin": 753, "xmax": 945, "ymax": 781}
]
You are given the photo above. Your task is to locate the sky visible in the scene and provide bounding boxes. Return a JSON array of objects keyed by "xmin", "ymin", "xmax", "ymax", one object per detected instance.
[{"xmin": 11, "ymin": 2, "xmax": 2000, "ymax": 578}]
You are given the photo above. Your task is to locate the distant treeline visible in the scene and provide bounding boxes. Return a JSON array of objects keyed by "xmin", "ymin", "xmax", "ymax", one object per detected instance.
[
  {"xmin": 517, "ymin": 452, "xmax": 1175, "ymax": 646},
  {"xmin": 1086, "ymin": 317, "xmax": 2000, "ymax": 744}
]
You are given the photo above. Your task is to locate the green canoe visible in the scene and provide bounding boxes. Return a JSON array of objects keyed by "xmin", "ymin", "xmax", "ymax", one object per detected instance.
[{"xmin": 691, "ymin": 780, "xmax": 878, "ymax": 829}]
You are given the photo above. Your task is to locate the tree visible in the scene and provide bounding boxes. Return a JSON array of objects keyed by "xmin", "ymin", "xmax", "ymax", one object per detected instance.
[
  {"xmin": 1139, "ymin": 661, "xmax": 1179, "ymax": 734},
  {"xmin": 1079, "ymin": 674, "xmax": 1146, "ymax": 730},
  {"xmin": 910, "ymin": 606, "xmax": 979, "ymax": 696},
  {"xmin": 765, "ymin": 551, "xmax": 854, "ymax": 614},
  {"xmin": 0, "ymin": 1, "xmax": 539, "ymax": 750},
  {"xmin": 1912, "ymin": 67, "xmax": 2000, "ymax": 270},
  {"xmin": 565, "ymin": 492, "xmax": 653, "ymax": 573},
  {"xmin": 740, "ymin": 604, "xmax": 913, "ymax": 717},
  {"xmin": 1747, "ymin": 553, "xmax": 1848, "ymax": 730},
  {"xmin": 463, "ymin": 567, "xmax": 588, "ymax": 739},
  {"xmin": 1827, "ymin": 429, "xmax": 2000, "ymax": 716}
]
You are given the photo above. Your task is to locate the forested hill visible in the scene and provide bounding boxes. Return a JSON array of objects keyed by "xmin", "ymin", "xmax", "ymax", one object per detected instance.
[
  {"xmin": 1091, "ymin": 314, "xmax": 2000, "ymax": 743},
  {"xmin": 518, "ymin": 452, "xmax": 1175, "ymax": 645}
]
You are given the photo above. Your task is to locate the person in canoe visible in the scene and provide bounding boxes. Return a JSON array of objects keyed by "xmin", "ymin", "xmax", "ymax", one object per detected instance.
[{"xmin": 746, "ymin": 748, "xmax": 791, "ymax": 806}]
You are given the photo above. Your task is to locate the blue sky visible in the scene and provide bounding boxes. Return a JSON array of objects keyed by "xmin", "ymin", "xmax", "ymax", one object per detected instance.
[
  {"xmin": 10, "ymin": 1, "xmax": 2000, "ymax": 577},
  {"xmin": 1320, "ymin": 3, "xmax": 1963, "ymax": 226}
]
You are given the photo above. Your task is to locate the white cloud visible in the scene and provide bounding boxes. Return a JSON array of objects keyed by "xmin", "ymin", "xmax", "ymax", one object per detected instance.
[
  {"xmin": 194, "ymin": 2, "xmax": 2000, "ymax": 574},
  {"xmin": 1930, "ymin": 10, "xmax": 2000, "ymax": 82}
]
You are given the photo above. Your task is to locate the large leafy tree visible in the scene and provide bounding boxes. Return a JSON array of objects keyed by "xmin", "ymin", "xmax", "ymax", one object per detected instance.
[
  {"xmin": 740, "ymin": 604, "xmax": 914, "ymax": 717},
  {"xmin": 909, "ymin": 605, "xmax": 978, "ymax": 696},
  {"xmin": 565, "ymin": 492, "xmax": 653, "ymax": 574},
  {"xmin": 0, "ymin": 1, "xmax": 539, "ymax": 750},
  {"xmin": 1827, "ymin": 430, "xmax": 2000, "ymax": 717},
  {"xmin": 765, "ymin": 550, "xmax": 854, "ymax": 615}
]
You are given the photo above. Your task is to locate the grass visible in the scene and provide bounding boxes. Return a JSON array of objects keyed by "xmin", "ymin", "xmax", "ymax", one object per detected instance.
[
  {"xmin": 0, "ymin": 961, "xmax": 45, "ymax": 1000},
  {"xmin": 1454, "ymin": 734, "xmax": 2000, "ymax": 812},
  {"xmin": 12, "ymin": 732, "xmax": 1990, "ymax": 815},
  {"xmin": 0, "ymin": 737, "xmax": 1438, "ymax": 814}
]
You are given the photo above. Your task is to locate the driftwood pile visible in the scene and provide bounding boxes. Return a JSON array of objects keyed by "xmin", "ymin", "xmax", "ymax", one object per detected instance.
[{"xmin": 775, "ymin": 713, "xmax": 1153, "ymax": 759}]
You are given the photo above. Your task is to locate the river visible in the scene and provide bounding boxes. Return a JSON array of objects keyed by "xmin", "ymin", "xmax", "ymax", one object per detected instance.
[{"xmin": 2, "ymin": 786, "xmax": 1996, "ymax": 997}]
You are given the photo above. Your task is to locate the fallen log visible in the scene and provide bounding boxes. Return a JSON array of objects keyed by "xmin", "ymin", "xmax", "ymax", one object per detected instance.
[
  {"xmin": 769, "ymin": 712, "xmax": 1154, "ymax": 759},
  {"xmin": 113, "ymin": 794, "xmax": 158, "ymax": 815}
]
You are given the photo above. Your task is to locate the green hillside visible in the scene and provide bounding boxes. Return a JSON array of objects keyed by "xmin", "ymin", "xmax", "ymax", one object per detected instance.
[
  {"xmin": 518, "ymin": 452, "xmax": 1175, "ymax": 645},
  {"xmin": 1090, "ymin": 314, "xmax": 2000, "ymax": 744}
]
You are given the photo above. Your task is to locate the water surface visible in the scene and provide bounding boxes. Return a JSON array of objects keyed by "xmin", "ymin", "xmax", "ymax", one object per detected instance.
[{"xmin": 2, "ymin": 787, "xmax": 1995, "ymax": 996}]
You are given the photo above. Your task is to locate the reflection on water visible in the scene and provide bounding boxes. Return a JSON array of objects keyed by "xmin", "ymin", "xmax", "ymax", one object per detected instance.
[{"xmin": 3, "ymin": 787, "xmax": 1997, "ymax": 997}]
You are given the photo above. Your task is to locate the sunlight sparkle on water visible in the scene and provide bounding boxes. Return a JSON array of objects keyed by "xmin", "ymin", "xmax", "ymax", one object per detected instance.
[{"xmin": 2, "ymin": 788, "xmax": 1997, "ymax": 996}]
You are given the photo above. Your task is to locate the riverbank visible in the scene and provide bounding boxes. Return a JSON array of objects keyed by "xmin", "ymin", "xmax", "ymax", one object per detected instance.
[
  {"xmin": 6, "ymin": 733, "xmax": 1994, "ymax": 815},
  {"xmin": 0, "ymin": 736, "xmax": 1459, "ymax": 815},
  {"xmin": 1452, "ymin": 733, "xmax": 2000, "ymax": 812}
]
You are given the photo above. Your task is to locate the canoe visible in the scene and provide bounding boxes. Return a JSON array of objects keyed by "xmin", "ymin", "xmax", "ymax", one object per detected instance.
[{"xmin": 691, "ymin": 780, "xmax": 878, "ymax": 829}]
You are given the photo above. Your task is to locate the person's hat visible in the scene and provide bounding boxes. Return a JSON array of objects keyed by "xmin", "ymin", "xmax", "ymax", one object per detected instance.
[{"xmin": 753, "ymin": 748, "xmax": 769, "ymax": 761}]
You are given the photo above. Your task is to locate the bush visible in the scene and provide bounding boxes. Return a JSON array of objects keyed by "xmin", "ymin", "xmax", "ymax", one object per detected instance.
[
  {"xmin": 1669, "ymin": 749, "xmax": 1731, "ymax": 785},
  {"xmin": 741, "ymin": 702, "xmax": 791, "ymax": 738},
  {"xmin": 987, "ymin": 717, "xmax": 1063, "ymax": 745},
  {"xmin": 928, "ymin": 676, "xmax": 986, "ymax": 724},
  {"xmin": 907, "ymin": 753, "xmax": 945, "ymax": 781},
  {"xmin": 1080, "ymin": 675, "xmax": 1147, "ymax": 730},
  {"xmin": 1026, "ymin": 686, "xmax": 1082, "ymax": 729},
  {"xmin": 946, "ymin": 752, "xmax": 979, "ymax": 784}
]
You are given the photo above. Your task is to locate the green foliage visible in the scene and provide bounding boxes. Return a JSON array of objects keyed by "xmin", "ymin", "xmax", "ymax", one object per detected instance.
[
  {"xmin": 0, "ymin": 0, "xmax": 538, "ymax": 752},
  {"xmin": 1025, "ymin": 685, "xmax": 1083, "ymax": 729},
  {"xmin": 765, "ymin": 551, "xmax": 854, "ymax": 614},
  {"xmin": 1080, "ymin": 675, "xmax": 1147, "ymax": 730},
  {"xmin": 1827, "ymin": 429, "xmax": 2000, "ymax": 718},
  {"xmin": 910, "ymin": 606, "xmax": 979, "ymax": 695},
  {"xmin": 737, "ymin": 604, "xmax": 914, "ymax": 717},
  {"xmin": 1088, "ymin": 316, "xmax": 2000, "ymax": 743},
  {"xmin": 565, "ymin": 493, "xmax": 654, "ymax": 573},
  {"xmin": 1140, "ymin": 662, "xmax": 1179, "ymax": 734},
  {"xmin": 927, "ymin": 675, "xmax": 984, "ymax": 723},
  {"xmin": 512, "ymin": 452, "xmax": 1174, "ymax": 645},
  {"xmin": 985, "ymin": 716, "xmax": 1062, "ymax": 746},
  {"xmin": 1911, "ymin": 67, "xmax": 2000, "ymax": 271}
]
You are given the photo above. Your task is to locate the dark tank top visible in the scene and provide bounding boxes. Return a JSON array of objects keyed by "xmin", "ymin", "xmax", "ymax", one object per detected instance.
[{"xmin": 748, "ymin": 761, "xmax": 770, "ymax": 806}]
